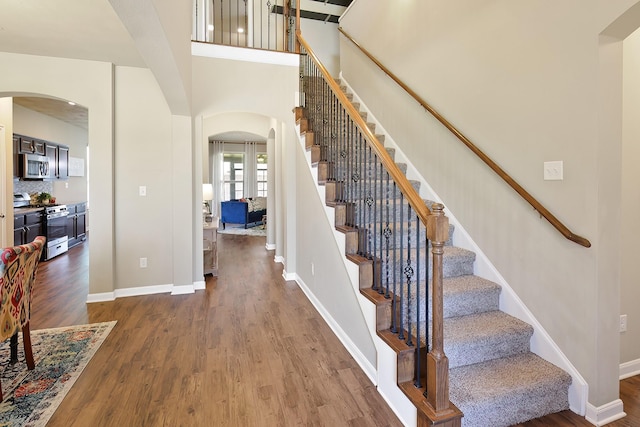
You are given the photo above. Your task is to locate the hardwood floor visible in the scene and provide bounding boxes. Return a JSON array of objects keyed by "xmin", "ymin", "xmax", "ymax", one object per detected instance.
[
  {"xmin": 28, "ymin": 236, "xmax": 640, "ymax": 426},
  {"xmin": 30, "ymin": 235, "xmax": 403, "ymax": 426}
]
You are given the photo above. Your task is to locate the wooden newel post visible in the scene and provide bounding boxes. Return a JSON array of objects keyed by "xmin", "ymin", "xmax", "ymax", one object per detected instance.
[{"xmin": 425, "ymin": 203, "xmax": 450, "ymax": 413}]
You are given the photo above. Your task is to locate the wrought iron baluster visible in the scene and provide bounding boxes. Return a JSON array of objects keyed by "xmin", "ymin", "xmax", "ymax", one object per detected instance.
[
  {"xmin": 415, "ymin": 214, "xmax": 422, "ymax": 388},
  {"xmin": 405, "ymin": 204, "xmax": 414, "ymax": 347},
  {"xmin": 398, "ymin": 194, "xmax": 405, "ymax": 340}
]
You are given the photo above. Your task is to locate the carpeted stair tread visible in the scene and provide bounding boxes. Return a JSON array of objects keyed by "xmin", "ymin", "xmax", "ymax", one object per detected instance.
[
  {"xmin": 449, "ymin": 353, "xmax": 571, "ymax": 427},
  {"xmin": 384, "ymin": 245, "xmax": 475, "ymax": 281},
  {"xmin": 444, "ymin": 311, "xmax": 533, "ymax": 368},
  {"xmin": 442, "ymin": 275, "xmax": 501, "ymax": 318}
]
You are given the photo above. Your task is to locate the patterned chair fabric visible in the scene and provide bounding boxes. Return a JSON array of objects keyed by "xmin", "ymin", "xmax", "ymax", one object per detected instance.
[
  {"xmin": 0, "ymin": 236, "xmax": 45, "ymax": 342},
  {"xmin": 0, "ymin": 236, "xmax": 45, "ymax": 343}
]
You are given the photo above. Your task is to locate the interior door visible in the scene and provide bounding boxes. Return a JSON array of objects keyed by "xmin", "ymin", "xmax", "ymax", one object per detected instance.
[{"xmin": 0, "ymin": 125, "xmax": 6, "ymax": 247}]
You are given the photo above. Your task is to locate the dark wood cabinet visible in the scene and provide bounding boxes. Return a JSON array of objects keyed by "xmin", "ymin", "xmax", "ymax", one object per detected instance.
[
  {"xmin": 45, "ymin": 142, "xmax": 69, "ymax": 180},
  {"xmin": 14, "ymin": 210, "xmax": 44, "ymax": 246},
  {"xmin": 57, "ymin": 145, "xmax": 69, "ymax": 179},
  {"xmin": 13, "ymin": 133, "xmax": 69, "ymax": 180},
  {"xmin": 12, "ymin": 134, "xmax": 21, "ymax": 179},
  {"xmin": 18, "ymin": 136, "xmax": 45, "ymax": 155},
  {"xmin": 66, "ymin": 203, "xmax": 87, "ymax": 248}
]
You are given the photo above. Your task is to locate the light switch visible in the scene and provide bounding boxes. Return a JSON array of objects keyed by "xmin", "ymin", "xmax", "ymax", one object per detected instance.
[
  {"xmin": 139, "ymin": 186, "xmax": 147, "ymax": 196},
  {"xmin": 544, "ymin": 161, "xmax": 563, "ymax": 181}
]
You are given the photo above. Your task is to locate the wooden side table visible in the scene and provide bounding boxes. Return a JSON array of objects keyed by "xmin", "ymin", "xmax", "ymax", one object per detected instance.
[{"xmin": 203, "ymin": 218, "xmax": 218, "ymax": 276}]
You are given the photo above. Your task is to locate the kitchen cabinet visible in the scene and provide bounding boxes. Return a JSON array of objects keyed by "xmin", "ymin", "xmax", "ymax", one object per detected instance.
[
  {"xmin": 12, "ymin": 135, "xmax": 20, "ymax": 179},
  {"xmin": 57, "ymin": 145, "xmax": 69, "ymax": 179},
  {"xmin": 45, "ymin": 143, "xmax": 69, "ymax": 180},
  {"xmin": 17, "ymin": 135, "xmax": 46, "ymax": 155},
  {"xmin": 13, "ymin": 133, "xmax": 69, "ymax": 180},
  {"xmin": 14, "ymin": 210, "xmax": 44, "ymax": 246},
  {"xmin": 203, "ymin": 219, "xmax": 218, "ymax": 276},
  {"xmin": 66, "ymin": 202, "xmax": 86, "ymax": 248}
]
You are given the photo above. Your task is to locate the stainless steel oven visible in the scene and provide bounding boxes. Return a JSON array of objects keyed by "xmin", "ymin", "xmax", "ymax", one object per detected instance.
[{"xmin": 44, "ymin": 205, "xmax": 69, "ymax": 260}]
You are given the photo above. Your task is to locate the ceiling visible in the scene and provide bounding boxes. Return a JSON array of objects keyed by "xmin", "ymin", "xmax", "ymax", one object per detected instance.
[
  {"xmin": 2, "ymin": 0, "xmax": 350, "ymax": 136},
  {"xmin": 14, "ymin": 97, "xmax": 88, "ymax": 130}
]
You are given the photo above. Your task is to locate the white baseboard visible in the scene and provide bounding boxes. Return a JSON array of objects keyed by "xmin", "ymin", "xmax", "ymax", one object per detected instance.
[
  {"xmin": 620, "ymin": 358, "xmax": 640, "ymax": 379},
  {"xmin": 274, "ymin": 255, "xmax": 284, "ymax": 264},
  {"xmin": 585, "ymin": 399, "xmax": 626, "ymax": 426},
  {"xmin": 294, "ymin": 274, "xmax": 377, "ymax": 384},
  {"xmin": 194, "ymin": 280, "xmax": 206, "ymax": 291},
  {"xmin": 282, "ymin": 270, "xmax": 296, "ymax": 281},
  {"xmin": 265, "ymin": 243, "xmax": 276, "ymax": 250},
  {"xmin": 86, "ymin": 292, "xmax": 115, "ymax": 303},
  {"xmin": 171, "ymin": 285, "xmax": 195, "ymax": 295},
  {"xmin": 87, "ymin": 282, "xmax": 204, "ymax": 302}
]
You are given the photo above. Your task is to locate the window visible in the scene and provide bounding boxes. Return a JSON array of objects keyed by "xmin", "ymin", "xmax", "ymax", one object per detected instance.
[
  {"xmin": 223, "ymin": 153, "xmax": 244, "ymax": 200},
  {"xmin": 257, "ymin": 154, "xmax": 267, "ymax": 197}
]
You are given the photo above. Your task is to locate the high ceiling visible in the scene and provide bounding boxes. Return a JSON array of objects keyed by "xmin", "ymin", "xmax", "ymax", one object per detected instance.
[{"xmin": 2, "ymin": 0, "xmax": 350, "ymax": 134}]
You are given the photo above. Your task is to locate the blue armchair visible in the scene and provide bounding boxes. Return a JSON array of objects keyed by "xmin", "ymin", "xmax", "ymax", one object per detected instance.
[{"xmin": 220, "ymin": 198, "xmax": 266, "ymax": 229}]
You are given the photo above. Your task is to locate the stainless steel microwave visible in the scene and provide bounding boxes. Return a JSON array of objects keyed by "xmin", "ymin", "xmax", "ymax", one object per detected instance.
[{"xmin": 21, "ymin": 153, "xmax": 51, "ymax": 179}]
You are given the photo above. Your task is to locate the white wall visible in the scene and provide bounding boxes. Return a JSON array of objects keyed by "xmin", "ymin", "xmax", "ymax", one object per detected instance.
[
  {"xmin": 340, "ymin": 0, "xmax": 640, "ymax": 407},
  {"xmin": 191, "ymin": 53, "xmax": 298, "ymax": 274},
  {"xmin": 0, "ymin": 52, "xmax": 115, "ymax": 295},
  {"xmin": 300, "ymin": 19, "xmax": 340, "ymax": 77},
  {"xmin": 295, "ymin": 142, "xmax": 377, "ymax": 366},
  {"xmin": 0, "ymin": 51, "xmax": 198, "ymax": 298},
  {"xmin": 12, "ymin": 104, "xmax": 88, "ymax": 205},
  {"xmin": 114, "ymin": 66, "xmax": 175, "ymax": 289},
  {"xmin": 0, "ymin": 98, "xmax": 14, "ymax": 246},
  {"xmin": 621, "ymin": 27, "xmax": 640, "ymax": 367}
]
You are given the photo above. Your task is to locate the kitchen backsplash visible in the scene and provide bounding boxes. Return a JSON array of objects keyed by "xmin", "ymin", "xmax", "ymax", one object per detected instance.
[{"xmin": 14, "ymin": 180, "xmax": 53, "ymax": 196}]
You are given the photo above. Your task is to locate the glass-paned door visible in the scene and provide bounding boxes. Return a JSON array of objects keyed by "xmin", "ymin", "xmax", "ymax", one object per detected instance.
[
  {"xmin": 257, "ymin": 153, "xmax": 267, "ymax": 197},
  {"xmin": 223, "ymin": 153, "xmax": 244, "ymax": 200}
]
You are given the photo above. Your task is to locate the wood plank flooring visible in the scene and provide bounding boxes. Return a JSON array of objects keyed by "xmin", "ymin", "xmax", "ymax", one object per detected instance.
[
  {"xmin": 28, "ymin": 235, "xmax": 639, "ymax": 426},
  {"xmin": 30, "ymin": 235, "xmax": 402, "ymax": 426}
]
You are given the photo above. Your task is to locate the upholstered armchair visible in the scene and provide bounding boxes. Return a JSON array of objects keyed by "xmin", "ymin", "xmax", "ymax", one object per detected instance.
[{"xmin": 0, "ymin": 236, "xmax": 46, "ymax": 400}]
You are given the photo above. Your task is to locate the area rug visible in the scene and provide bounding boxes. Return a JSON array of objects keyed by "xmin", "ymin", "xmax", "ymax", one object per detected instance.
[
  {"xmin": 217, "ymin": 224, "xmax": 266, "ymax": 237},
  {"xmin": 0, "ymin": 321, "xmax": 116, "ymax": 427}
]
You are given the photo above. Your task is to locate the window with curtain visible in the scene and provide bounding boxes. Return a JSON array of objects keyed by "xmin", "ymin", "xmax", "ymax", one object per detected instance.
[
  {"xmin": 257, "ymin": 154, "xmax": 267, "ymax": 197},
  {"xmin": 223, "ymin": 153, "xmax": 244, "ymax": 200}
]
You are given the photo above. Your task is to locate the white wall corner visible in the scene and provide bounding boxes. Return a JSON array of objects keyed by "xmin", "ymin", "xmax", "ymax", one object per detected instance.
[
  {"xmin": 620, "ymin": 358, "xmax": 640, "ymax": 379},
  {"xmin": 585, "ymin": 399, "xmax": 626, "ymax": 426},
  {"xmin": 194, "ymin": 280, "xmax": 206, "ymax": 291},
  {"xmin": 294, "ymin": 274, "xmax": 377, "ymax": 384},
  {"xmin": 282, "ymin": 270, "xmax": 296, "ymax": 281}
]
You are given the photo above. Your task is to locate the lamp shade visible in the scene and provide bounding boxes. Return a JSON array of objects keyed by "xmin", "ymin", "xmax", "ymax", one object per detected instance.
[{"xmin": 202, "ymin": 183, "xmax": 214, "ymax": 201}]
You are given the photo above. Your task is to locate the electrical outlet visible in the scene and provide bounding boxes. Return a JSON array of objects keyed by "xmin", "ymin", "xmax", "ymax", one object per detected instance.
[
  {"xmin": 544, "ymin": 161, "xmax": 563, "ymax": 181},
  {"xmin": 139, "ymin": 186, "xmax": 147, "ymax": 196},
  {"xmin": 139, "ymin": 257, "xmax": 147, "ymax": 268},
  {"xmin": 620, "ymin": 314, "xmax": 627, "ymax": 332}
]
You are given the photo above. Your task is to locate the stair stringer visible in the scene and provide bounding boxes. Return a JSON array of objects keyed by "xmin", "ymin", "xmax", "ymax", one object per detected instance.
[
  {"xmin": 338, "ymin": 73, "xmax": 589, "ymax": 416},
  {"xmin": 295, "ymin": 122, "xmax": 419, "ymax": 427}
]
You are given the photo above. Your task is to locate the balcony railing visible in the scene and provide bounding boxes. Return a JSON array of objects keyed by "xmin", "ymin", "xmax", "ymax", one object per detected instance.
[{"xmin": 192, "ymin": 0, "xmax": 298, "ymax": 52}]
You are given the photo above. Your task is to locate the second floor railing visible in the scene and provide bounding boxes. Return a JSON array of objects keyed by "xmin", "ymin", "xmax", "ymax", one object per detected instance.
[{"xmin": 193, "ymin": 0, "xmax": 297, "ymax": 52}]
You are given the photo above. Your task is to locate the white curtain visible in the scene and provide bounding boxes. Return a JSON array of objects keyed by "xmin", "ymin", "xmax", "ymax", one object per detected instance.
[
  {"xmin": 245, "ymin": 141, "xmax": 257, "ymax": 197},
  {"xmin": 211, "ymin": 140, "xmax": 225, "ymax": 217}
]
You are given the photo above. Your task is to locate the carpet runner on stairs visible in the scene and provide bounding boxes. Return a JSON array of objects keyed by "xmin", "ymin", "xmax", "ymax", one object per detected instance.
[{"xmin": 304, "ymin": 80, "xmax": 574, "ymax": 427}]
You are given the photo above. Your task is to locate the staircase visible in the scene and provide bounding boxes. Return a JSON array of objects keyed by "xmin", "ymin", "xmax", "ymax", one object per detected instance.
[{"xmin": 294, "ymin": 65, "xmax": 573, "ymax": 425}]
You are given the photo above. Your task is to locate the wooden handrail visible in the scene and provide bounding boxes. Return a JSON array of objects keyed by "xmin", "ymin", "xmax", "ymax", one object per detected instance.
[
  {"xmin": 338, "ymin": 27, "xmax": 591, "ymax": 248},
  {"xmin": 296, "ymin": 31, "xmax": 432, "ymax": 227}
]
